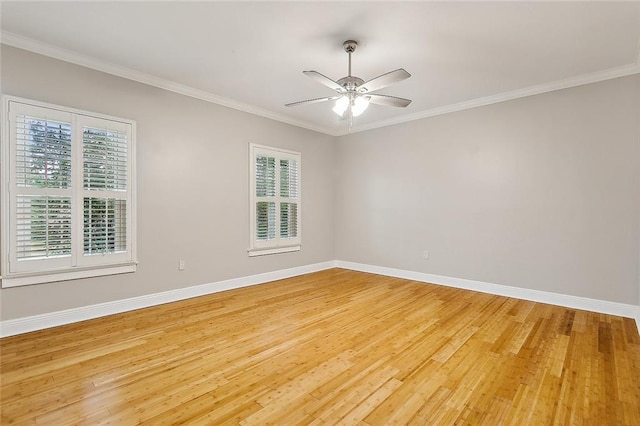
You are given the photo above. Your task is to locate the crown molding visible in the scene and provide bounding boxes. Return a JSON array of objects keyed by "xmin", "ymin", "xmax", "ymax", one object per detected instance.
[
  {"xmin": 2, "ymin": 31, "xmax": 638, "ymax": 138},
  {"xmin": 344, "ymin": 62, "xmax": 640, "ymax": 136},
  {"xmin": 0, "ymin": 31, "xmax": 339, "ymax": 137}
]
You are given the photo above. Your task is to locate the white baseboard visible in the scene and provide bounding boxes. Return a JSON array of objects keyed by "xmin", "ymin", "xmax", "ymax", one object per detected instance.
[
  {"xmin": 335, "ymin": 261, "xmax": 640, "ymax": 334},
  {"xmin": 2, "ymin": 260, "xmax": 639, "ymax": 337},
  {"xmin": 0, "ymin": 261, "xmax": 336, "ymax": 338}
]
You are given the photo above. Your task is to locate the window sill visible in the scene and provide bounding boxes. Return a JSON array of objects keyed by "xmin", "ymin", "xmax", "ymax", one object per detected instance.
[
  {"xmin": 1, "ymin": 262, "xmax": 137, "ymax": 288},
  {"xmin": 248, "ymin": 245, "xmax": 301, "ymax": 257}
]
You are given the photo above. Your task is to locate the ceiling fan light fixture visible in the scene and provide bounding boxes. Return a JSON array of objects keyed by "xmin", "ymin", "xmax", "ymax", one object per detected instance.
[
  {"xmin": 332, "ymin": 96, "xmax": 349, "ymax": 116},
  {"xmin": 351, "ymin": 96, "xmax": 370, "ymax": 117},
  {"xmin": 286, "ymin": 39, "xmax": 411, "ymax": 123}
]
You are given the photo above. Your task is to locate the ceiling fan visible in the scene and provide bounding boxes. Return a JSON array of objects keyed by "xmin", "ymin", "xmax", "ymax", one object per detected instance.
[{"xmin": 285, "ymin": 40, "xmax": 412, "ymax": 121}]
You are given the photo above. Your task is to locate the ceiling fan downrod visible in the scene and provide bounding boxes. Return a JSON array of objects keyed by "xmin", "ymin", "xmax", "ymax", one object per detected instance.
[
  {"xmin": 343, "ymin": 40, "xmax": 357, "ymax": 77},
  {"xmin": 337, "ymin": 40, "xmax": 364, "ymax": 92}
]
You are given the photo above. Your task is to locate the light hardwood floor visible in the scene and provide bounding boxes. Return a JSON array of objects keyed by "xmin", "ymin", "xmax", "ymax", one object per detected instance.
[{"xmin": 1, "ymin": 268, "xmax": 639, "ymax": 425}]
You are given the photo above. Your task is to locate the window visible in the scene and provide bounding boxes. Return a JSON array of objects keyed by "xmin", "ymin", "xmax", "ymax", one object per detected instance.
[
  {"xmin": 1, "ymin": 96, "xmax": 136, "ymax": 287},
  {"xmin": 249, "ymin": 144, "xmax": 301, "ymax": 256}
]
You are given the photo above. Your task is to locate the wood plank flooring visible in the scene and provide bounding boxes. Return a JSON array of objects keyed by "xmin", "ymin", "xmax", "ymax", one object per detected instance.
[{"xmin": 1, "ymin": 268, "xmax": 639, "ymax": 425}]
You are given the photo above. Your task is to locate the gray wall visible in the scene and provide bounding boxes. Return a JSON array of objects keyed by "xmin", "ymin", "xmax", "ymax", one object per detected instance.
[
  {"xmin": 0, "ymin": 46, "xmax": 335, "ymax": 320},
  {"xmin": 335, "ymin": 74, "xmax": 640, "ymax": 304},
  {"xmin": 2, "ymin": 45, "xmax": 639, "ymax": 321}
]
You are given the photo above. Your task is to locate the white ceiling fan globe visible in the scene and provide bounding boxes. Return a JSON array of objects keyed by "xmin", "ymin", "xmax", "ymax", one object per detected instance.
[{"xmin": 332, "ymin": 93, "xmax": 370, "ymax": 117}]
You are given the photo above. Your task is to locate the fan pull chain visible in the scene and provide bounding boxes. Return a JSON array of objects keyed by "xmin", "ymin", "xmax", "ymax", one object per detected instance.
[{"xmin": 348, "ymin": 107, "xmax": 353, "ymax": 132}]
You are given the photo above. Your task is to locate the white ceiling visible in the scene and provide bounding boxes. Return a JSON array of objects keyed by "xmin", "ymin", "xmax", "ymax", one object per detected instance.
[{"xmin": 2, "ymin": 1, "xmax": 639, "ymax": 136}]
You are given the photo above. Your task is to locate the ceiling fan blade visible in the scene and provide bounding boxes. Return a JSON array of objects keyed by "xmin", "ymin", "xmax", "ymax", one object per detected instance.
[
  {"xmin": 285, "ymin": 95, "xmax": 340, "ymax": 107},
  {"xmin": 303, "ymin": 70, "xmax": 344, "ymax": 92},
  {"xmin": 366, "ymin": 94, "xmax": 412, "ymax": 108},
  {"xmin": 358, "ymin": 69, "xmax": 411, "ymax": 93}
]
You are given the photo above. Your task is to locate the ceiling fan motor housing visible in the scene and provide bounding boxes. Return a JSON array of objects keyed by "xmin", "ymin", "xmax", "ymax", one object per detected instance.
[{"xmin": 337, "ymin": 76, "xmax": 365, "ymax": 92}]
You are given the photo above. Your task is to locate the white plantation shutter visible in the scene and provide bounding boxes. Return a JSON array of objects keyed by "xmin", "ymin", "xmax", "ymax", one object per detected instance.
[
  {"xmin": 256, "ymin": 201, "xmax": 276, "ymax": 240},
  {"xmin": 279, "ymin": 158, "xmax": 298, "ymax": 239},
  {"xmin": 16, "ymin": 114, "xmax": 72, "ymax": 189},
  {"xmin": 81, "ymin": 120, "xmax": 129, "ymax": 260},
  {"xmin": 83, "ymin": 125, "xmax": 128, "ymax": 191},
  {"xmin": 249, "ymin": 144, "xmax": 301, "ymax": 256},
  {"xmin": 255, "ymin": 156, "xmax": 276, "ymax": 197},
  {"xmin": 83, "ymin": 198, "xmax": 127, "ymax": 255},
  {"xmin": 280, "ymin": 202, "xmax": 298, "ymax": 238},
  {"xmin": 14, "ymin": 112, "xmax": 73, "ymax": 261},
  {"xmin": 16, "ymin": 196, "xmax": 72, "ymax": 260},
  {"xmin": 2, "ymin": 97, "xmax": 136, "ymax": 287},
  {"xmin": 255, "ymin": 155, "xmax": 277, "ymax": 241}
]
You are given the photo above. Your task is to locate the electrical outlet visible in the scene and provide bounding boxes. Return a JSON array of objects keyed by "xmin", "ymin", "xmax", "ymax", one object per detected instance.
[
  {"xmin": 423, "ymin": 250, "xmax": 429, "ymax": 260},
  {"xmin": 178, "ymin": 260, "xmax": 186, "ymax": 271}
]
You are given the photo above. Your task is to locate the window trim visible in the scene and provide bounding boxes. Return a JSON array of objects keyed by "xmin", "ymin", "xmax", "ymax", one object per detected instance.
[
  {"xmin": 248, "ymin": 143, "xmax": 301, "ymax": 257},
  {"xmin": 1, "ymin": 95, "xmax": 137, "ymax": 287}
]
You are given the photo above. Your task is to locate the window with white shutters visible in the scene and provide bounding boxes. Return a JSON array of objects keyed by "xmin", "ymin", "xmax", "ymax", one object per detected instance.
[
  {"xmin": 1, "ymin": 96, "xmax": 137, "ymax": 287},
  {"xmin": 249, "ymin": 144, "xmax": 301, "ymax": 256}
]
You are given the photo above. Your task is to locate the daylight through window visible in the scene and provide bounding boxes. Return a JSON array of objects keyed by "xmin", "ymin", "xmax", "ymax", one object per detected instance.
[
  {"xmin": 1, "ymin": 97, "xmax": 137, "ymax": 287},
  {"xmin": 249, "ymin": 144, "xmax": 301, "ymax": 256}
]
